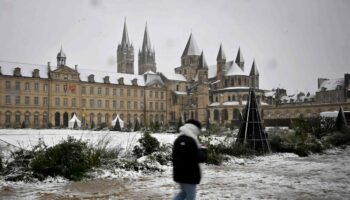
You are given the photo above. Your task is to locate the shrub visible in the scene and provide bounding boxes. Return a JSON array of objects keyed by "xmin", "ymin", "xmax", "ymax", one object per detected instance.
[
  {"xmin": 133, "ymin": 131, "xmax": 160, "ymax": 157},
  {"xmin": 3, "ymin": 148, "xmax": 35, "ymax": 181},
  {"xmin": 31, "ymin": 136, "xmax": 93, "ymax": 181}
]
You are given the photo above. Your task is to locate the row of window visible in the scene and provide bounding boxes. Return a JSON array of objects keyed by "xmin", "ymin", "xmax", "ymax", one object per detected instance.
[
  {"xmin": 4, "ymin": 81, "xmax": 165, "ymax": 99},
  {"xmin": 5, "ymin": 95, "xmax": 48, "ymax": 106},
  {"xmin": 4, "ymin": 111, "xmax": 47, "ymax": 127},
  {"xmin": 5, "ymin": 80, "xmax": 48, "ymax": 92}
]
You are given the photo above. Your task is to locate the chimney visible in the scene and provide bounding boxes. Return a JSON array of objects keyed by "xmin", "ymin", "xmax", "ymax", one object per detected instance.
[
  {"xmin": 75, "ymin": 65, "xmax": 78, "ymax": 71},
  {"xmin": 47, "ymin": 62, "xmax": 51, "ymax": 71}
]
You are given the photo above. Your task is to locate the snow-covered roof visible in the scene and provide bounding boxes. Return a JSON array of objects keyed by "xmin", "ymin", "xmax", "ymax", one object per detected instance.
[
  {"xmin": 144, "ymin": 73, "xmax": 164, "ymax": 86},
  {"xmin": 209, "ymin": 102, "xmax": 220, "ymax": 106},
  {"xmin": 317, "ymin": 78, "xmax": 344, "ymax": 92},
  {"xmin": 161, "ymin": 71, "xmax": 187, "ymax": 82},
  {"xmin": 215, "ymin": 86, "xmax": 250, "ymax": 91},
  {"xmin": 223, "ymin": 101, "xmax": 240, "ymax": 106},
  {"xmin": 320, "ymin": 111, "xmax": 338, "ymax": 118},
  {"xmin": 265, "ymin": 91, "xmax": 276, "ymax": 98},
  {"xmin": 208, "ymin": 60, "xmax": 249, "ymax": 79},
  {"xmin": 0, "ymin": 61, "xmax": 49, "ymax": 78},
  {"xmin": 79, "ymin": 68, "xmax": 146, "ymax": 86},
  {"xmin": 174, "ymin": 91, "xmax": 187, "ymax": 95}
]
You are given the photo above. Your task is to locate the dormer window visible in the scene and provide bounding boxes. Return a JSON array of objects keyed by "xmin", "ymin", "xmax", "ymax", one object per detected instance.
[
  {"xmin": 104, "ymin": 76, "xmax": 110, "ymax": 84},
  {"xmin": 32, "ymin": 69, "xmax": 40, "ymax": 78},
  {"xmin": 336, "ymin": 85, "xmax": 342, "ymax": 90},
  {"xmin": 321, "ymin": 87, "xmax": 326, "ymax": 91},
  {"xmin": 118, "ymin": 77, "xmax": 124, "ymax": 85},
  {"xmin": 88, "ymin": 74, "xmax": 95, "ymax": 83},
  {"xmin": 132, "ymin": 78, "xmax": 138, "ymax": 86},
  {"xmin": 14, "ymin": 67, "xmax": 22, "ymax": 77},
  {"xmin": 64, "ymin": 74, "xmax": 68, "ymax": 80}
]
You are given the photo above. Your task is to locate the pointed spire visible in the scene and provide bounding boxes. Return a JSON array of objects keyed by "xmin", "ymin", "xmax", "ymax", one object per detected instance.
[
  {"xmin": 142, "ymin": 22, "xmax": 152, "ymax": 51},
  {"xmin": 57, "ymin": 46, "xmax": 66, "ymax": 58},
  {"xmin": 121, "ymin": 17, "xmax": 130, "ymax": 46},
  {"xmin": 199, "ymin": 51, "xmax": 208, "ymax": 69},
  {"xmin": 182, "ymin": 33, "xmax": 201, "ymax": 57},
  {"xmin": 235, "ymin": 47, "xmax": 244, "ymax": 67},
  {"xmin": 216, "ymin": 43, "xmax": 226, "ymax": 61},
  {"xmin": 249, "ymin": 59, "xmax": 259, "ymax": 76}
]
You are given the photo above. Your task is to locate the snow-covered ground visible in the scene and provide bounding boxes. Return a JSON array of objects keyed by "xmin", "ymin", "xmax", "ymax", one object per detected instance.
[{"xmin": 1, "ymin": 129, "xmax": 350, "ymax": 199}]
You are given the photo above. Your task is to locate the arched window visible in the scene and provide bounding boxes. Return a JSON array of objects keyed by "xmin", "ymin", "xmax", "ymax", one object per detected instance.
[
  {"xmin": 222, "ymin": 109, "xmax": 228, "ymax": 121},
  {"xmin": 105, "ymin": 113, "xmax": 110, "ymax": 123},
  {"xmin": 25, "ymin": 111, "xmax": 30, "ymax": 126},
  {"xmin": 5, "ymin": 111, "xmax": 11, "ymax": 124},
  {"xmin": 15, "ymin": 111, "xmax": 21, "ymax": 124},
  {"xmin": 214, "ymin": 110, "xmax": 220, "ymax": 121},
  {"xmin": 34, "ymin": 112, "xmax": 39, "ymax": 128},
  {"xmin": 97, "ymin": 113, "xmax": 102, "ymax": 124},
  {"xmin": 233, "ymin": 109, "xmax": 240, "ymax": 120},
  {"xmin": 43, "ymin": 112, "xmax": 47, "ymax": 128},
  {"xmin": 232, "ymin": 95, "xmax": 236, "ymax": 101},
  {"xmin": 228, "ymin": 96, "xmax": 231, "ymax": 101},
  {"xmin": 55, "ymin": 112, "xmax": 60, "ymax": 127}
]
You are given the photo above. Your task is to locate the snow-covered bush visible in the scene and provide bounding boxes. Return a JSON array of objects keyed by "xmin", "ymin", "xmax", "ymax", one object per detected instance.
[
  {"xmin": 31, "ymin": 136, "xmax": 93, "ymax": 181},
  {"xmin": 133, "ymin": 131, "xmax": 160, "ymax": 157}
]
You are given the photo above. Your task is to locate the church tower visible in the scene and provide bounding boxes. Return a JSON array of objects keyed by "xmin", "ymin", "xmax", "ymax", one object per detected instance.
[
  {"xmin": 216, "ymin": 44, "xmax": 226, "ymax": 88},
  {"xmin": 117, "ymin": 18, "xmax": 134, "ymax": 74},
  {"xmin": 57, "ymin": 47, "xmax": 66, "ymax": 67},
  {"xmin": 138, "ymin": 23, "xmax": 156, "ymax": 75},
  {"xmin": 175, "ymin": 33, "xmax": 201, "ymax": 81}
]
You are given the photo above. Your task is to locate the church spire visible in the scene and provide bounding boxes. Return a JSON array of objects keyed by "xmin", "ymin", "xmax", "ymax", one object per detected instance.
[
  {"xmin": 142, "ymin": 22, "xmax": 151, "ymax": 51},
  {"xmin": 121, "ymin": 17, "xmax": 130, "ymax": 46},
  {"xmin": 249, "ymin": 59, "xmax": 259, "ymax": 76},
  {"xmin": 182, "ymin": 33, "xmax": 201, "ymax": 57},
  {"xmin": 235, "ymin": 47, "xmax": 244, "ymax": 70},
  {"xmin": 199, "ymin": 51, "xmax": 208, "ymax": 69},
  {"xmin": 216, "ymin": 43, "xmax": 226, "ymax": 61}
]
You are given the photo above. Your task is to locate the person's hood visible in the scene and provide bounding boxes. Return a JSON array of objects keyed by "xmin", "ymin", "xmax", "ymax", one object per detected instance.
[{"xmin": 179, "ymin": 123, "xmax": 200, "ymax": 147}]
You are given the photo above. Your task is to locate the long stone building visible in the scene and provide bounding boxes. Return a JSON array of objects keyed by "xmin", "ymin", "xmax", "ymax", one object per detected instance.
[{"xmin": 1, "ymin": 20, "xmax": 349, "ymax": 129}]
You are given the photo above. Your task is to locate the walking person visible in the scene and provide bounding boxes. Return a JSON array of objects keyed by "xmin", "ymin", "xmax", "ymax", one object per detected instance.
[{"xmin": 172, "ymin": 119, "xmax": 208, "ymax": 200}]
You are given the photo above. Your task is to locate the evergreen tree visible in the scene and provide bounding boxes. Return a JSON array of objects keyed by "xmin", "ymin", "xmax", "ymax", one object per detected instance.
[
  {"xmin": 21, "ymin": 121, "xmax": 26, "ymax": 129},
  {"xmin": 73, "ymin": 120, "xmax": 78, "ymax": 129},
  {"xmin": 114, "ymin": 118, "xmax": 121, "ymax": 131},
  {"xmin": 134, "ymin": 119, "xmax": 140, "ymax": 131},
  {"xmin": 91, "ymin": 120, "xmax": 95, "ymax": 129}
]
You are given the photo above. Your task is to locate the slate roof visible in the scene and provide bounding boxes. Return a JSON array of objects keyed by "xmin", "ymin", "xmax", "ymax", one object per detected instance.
[{"xmin": 181, "ymin": 33, "xmax": 201, "ymax": 57}]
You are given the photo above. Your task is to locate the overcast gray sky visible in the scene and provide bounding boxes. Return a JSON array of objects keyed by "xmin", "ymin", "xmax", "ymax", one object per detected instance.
[{"xmin": 0, "ymin": 0, "xmax": 349, "ymax": 93}]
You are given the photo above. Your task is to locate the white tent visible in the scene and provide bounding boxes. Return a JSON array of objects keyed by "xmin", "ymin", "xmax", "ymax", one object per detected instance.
[
  {"xmin": 68, "ymin": 114, "xmax": 81, "ymax": 128},
  {"xmin": 111, "ymin": 115, "xmax": 124, "ymax": 128}
]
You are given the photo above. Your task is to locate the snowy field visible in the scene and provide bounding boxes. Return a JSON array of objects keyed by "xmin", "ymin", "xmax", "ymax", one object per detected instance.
[{"xmin": 1, "ymin": 129, "xmax": 350, "ymax": 199}]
